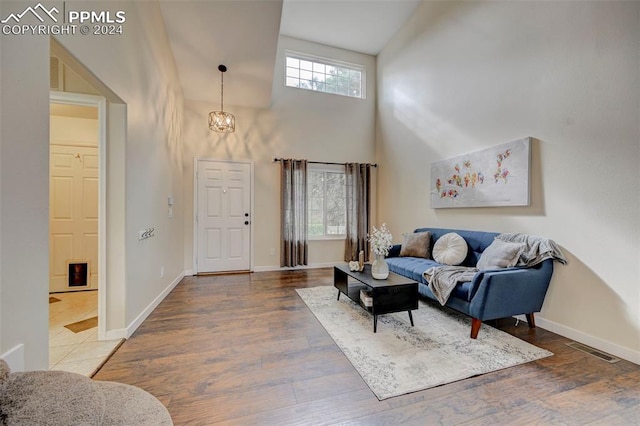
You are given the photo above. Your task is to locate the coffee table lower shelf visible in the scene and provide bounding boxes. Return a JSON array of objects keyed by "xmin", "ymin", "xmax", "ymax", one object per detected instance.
[{"xmin": 334, "ymin": 264, "xmax": 418, "ymax": 333}]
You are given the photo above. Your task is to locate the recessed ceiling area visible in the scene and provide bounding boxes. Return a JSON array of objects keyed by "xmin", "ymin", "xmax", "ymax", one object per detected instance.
[{"xmin": 159, "ymin": 0, "xmax": 421, "ymax": 109}]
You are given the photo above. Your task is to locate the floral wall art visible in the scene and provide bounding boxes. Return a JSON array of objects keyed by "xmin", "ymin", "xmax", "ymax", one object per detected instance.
[{"xmin": 430, "ymin": 137, "xmax": 531, "ymax": 208}]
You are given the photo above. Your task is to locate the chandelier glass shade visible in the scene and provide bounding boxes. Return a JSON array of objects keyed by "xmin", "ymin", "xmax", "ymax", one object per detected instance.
[
  {"xmin": 208, "ymin": 110, "xmax": 235, "ymax": 133},
  {"xmin": 209, "ymin": 64, "xmax": 235, "ymax": 133}
]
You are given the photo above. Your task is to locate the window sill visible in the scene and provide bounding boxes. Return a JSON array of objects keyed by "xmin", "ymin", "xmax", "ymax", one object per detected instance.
[{"xmin": 309, "ymin": 236, "xmax": 346, "ymax": 242}]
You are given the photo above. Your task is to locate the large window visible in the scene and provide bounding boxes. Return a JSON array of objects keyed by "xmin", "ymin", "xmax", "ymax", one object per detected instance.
[
  {"xmin": 307, "ymin": 166, "xmax": 346, "ymax": 238},
  {"xmin": 285, "ymin": 52, "xmax": 365, "ymax": 99}
]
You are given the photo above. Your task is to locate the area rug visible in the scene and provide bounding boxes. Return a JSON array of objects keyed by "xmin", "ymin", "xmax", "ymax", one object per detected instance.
[
  {"xmin": 64, "ymin": 316, "xmax": 98, "ymax": 333},
  {"xmin": 296, "ymin": 286, "xmax": 553, "ymax": 400}
]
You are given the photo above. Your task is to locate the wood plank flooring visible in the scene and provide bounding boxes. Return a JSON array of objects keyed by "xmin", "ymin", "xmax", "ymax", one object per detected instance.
[{"xmin": 93, "ymin": 269, "xmax": 640, "ymax": 425}]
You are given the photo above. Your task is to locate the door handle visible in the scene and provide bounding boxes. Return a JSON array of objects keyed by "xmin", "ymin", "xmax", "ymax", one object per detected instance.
[
  {"xmin": 245, "ymin": 221, "xmax": 250, "ymax": 225},
  {"xmin": 244, "ymin": 213, "xmax": 249, "ymax": 217}
]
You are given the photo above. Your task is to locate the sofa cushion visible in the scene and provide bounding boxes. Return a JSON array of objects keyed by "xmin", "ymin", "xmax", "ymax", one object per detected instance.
[
  {"xmin": 477, "ymin": 238, "xmax": 526, "ymax": 270},
  {"xmin": 386, "ymin": 257, "xmax": 439, "ymax": 284},
  {"xmin": 387, "ymin": 257, "xmax": 474, "ymax": 302},
  {"xmin": 399, "ymin": 231, "xmax": 431, "ymax": 258},
  {"xmin": 432, "ymin": 233, "xmax": 468, "ymax": 266},
  {"xmin": 418, "ymin": 280, "xmax": 474, "ymax": 302}
]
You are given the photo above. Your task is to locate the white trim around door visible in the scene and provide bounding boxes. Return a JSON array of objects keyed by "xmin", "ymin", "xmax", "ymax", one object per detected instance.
[{"xmin": 50, "ymin": 91, "xmax": 107, "ymax": 340}]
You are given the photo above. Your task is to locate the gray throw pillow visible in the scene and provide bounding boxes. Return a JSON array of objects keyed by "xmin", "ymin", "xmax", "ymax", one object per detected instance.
[
  {"xmin": 477, "ymin": 239, "xmax": 526, "ymax": 270},
  {"xmin": 399, "ymin": 231, "xmax": 432, "ymax": 258}
]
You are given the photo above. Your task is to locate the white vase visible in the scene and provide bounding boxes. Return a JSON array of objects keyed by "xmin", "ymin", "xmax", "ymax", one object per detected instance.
[{"xmin": 371, "ymin": 254, "xmax": 389, "ymax": 280}]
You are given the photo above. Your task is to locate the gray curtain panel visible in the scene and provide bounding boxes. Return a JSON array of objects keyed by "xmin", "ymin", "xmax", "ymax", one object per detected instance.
[
  {"xmin": 344, "ymin": 163, "xmax": 371, "ymax": 262},
  {"xmin": 280, "ymin": 159, "xmax": 308, "ymax": 267}
]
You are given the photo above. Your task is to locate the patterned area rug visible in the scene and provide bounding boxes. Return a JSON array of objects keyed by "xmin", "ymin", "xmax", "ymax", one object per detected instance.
[{"xmin": 296, "ymin": 286, "xmax": 553, "ymax": 400}]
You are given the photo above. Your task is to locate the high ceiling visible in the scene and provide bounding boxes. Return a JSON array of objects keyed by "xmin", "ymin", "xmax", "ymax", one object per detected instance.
[
  {"xmin": 159, "ymin": 0, "xmax": 421, "ymax": 108},
  {"xmin": 159, "ymin": 1, "xmax": 284, "ymax": 109},
  {"xmin": 280, "ymin": 0, "xmax": 421, "ymax": 56}
]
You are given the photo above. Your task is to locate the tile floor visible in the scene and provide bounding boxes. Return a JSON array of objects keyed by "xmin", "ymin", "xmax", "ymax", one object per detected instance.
[{"xmin": 49, "ymin": 290, "xmax": 123, "ymax": 377}]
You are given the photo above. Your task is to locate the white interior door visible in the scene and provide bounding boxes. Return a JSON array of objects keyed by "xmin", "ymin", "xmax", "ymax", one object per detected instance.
[
  {"xmin": 50, "ymin": 145, "xmax": 99, "ymax": 292},
  {"xmin": 196, "ymin": 160, "xmax": 251, "ymax": 273}
]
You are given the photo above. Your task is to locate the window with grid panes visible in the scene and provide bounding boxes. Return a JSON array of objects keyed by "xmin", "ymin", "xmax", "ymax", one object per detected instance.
[
  {"xmin": 285, "ymin": 52, "xmax": 365, "ymax": 99},
  {"xmin": 307, "ymin": 166, "xmax": 346, "ymax": 239}
]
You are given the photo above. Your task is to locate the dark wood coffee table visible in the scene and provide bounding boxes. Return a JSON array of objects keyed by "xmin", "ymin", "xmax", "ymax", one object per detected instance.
[{"xmin": 334, "ymin": 263, "xmax": 418, "ymax": 332}]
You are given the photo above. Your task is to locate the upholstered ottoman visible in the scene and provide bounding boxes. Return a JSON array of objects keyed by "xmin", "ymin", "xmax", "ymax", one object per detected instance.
[{"xmin": 0, "ymin": 359, "xmax": 172, "ymax": 425}]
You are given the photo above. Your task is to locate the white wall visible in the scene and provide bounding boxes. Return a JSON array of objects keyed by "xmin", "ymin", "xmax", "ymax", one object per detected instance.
[
  {"xmin": 182, "ymin": 36, "xmax": 376, "ymax": 271},
  {"xmin": 0, "ymin": 1, "xmax": 184, "ymax": 368},
  {"xmin": 377, "ymin": 1, "xmax": 640, "ymax": 361},
  {"xmin": 56, "ymin": 1, "xmax": 185, "ymax": 330},
  {"xmin": 0, "ymin": 2, "xmax": 51, "ymax": 370}
]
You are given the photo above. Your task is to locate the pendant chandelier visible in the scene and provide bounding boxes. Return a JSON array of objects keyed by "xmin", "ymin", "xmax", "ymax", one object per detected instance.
[{"xmin": 208, "ymin": 64, "xmax": 235, "ymax": 133}]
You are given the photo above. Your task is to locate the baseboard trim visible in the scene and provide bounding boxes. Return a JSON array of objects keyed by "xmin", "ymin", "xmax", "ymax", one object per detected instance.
[
  {"xmin": 0, "ymin": 344, "xmax": 24, "ymax": 372},
  {"xmin": 124, "ymin": 271, "xmax": 185, "ymax": 338},
  {"xmin": 104, "ymin": 328, "xmax": 128, "ymax": 340},
  {"xmin": 253, "ymin": 262, "xmax": 336, "ymax": 272},
  {"xmin": 515, "ymin": 314, "xmax": 640, "ymax": 365}
]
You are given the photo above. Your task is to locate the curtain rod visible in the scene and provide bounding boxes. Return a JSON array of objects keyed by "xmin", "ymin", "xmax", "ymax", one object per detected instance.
[{"xmin": 273, "ymin": 158, "xmax": 377, "ymax": 168}]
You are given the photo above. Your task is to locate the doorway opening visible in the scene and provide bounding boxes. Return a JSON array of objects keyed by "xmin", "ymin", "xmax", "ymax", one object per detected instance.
[
  {"xmin": 48, "ymin": 37, "xmax": 128, "ymax": 375},
  {"xmin": 48, "ymin": 94, "xmax": 119, "ymax": 376}
]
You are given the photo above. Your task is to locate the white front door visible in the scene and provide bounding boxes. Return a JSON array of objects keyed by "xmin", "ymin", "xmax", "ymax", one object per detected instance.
[{"xmin": 195, "ymin": 160, "xmax": 251, "ymax": 273}]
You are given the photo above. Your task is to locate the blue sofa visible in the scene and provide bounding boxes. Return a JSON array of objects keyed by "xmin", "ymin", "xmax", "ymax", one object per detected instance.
[{"xmin": 386, "ymin": 227, "xmax": 554, "ymax": 338}]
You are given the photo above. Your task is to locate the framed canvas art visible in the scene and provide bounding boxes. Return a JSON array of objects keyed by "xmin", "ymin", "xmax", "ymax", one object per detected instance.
[{"xmin": 430, "ymin": 137, "xmax": 531, "ymax": 208}]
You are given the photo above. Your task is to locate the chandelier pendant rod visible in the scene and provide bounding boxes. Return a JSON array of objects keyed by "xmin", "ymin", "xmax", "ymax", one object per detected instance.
[
  {"xmin": 220, "ymin": 66, "xmax": 224, "ymax": 111},
  {"xmin": 208, "ymin": 64, "xmax": 235, "ymax": 133}
]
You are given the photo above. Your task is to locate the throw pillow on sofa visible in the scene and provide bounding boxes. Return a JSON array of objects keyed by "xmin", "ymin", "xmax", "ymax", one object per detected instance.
[
  {"xmin": 432, "ymin": 232, "xmax": 468, "ymax": 265},
  {"xmin": 477, "ymin": 238, "xmax": 526, "ymax": 270},
  {"xmin": 399, "ymin": 231, "xmax": 432, "ymax": 258}
]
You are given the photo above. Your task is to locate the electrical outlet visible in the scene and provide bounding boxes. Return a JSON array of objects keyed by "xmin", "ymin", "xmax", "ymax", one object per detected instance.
[{"xmin": 270, "ymin": 248, "xmax": 275, "ymax": 256}]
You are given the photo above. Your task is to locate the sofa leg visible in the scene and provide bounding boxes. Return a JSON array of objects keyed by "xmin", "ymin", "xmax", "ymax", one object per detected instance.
[
  {"xmin": 525, "ymin": 313, "xmax": 536, "ymax": 329},
  {"xmin": 471, "ymin": 318, "xmax": 482, "ymax": 339}
]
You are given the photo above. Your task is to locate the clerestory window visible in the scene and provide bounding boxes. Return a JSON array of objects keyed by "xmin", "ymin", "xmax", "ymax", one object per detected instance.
[{"xmin": 285, "ymin": 52, "xmax": 365, "ymax": 99}]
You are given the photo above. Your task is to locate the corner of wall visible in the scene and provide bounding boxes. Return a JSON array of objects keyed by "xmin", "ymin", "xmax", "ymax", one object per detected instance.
[{"xmin": 1, "ymin": 344, "xmax": 25, "ymax": 372}]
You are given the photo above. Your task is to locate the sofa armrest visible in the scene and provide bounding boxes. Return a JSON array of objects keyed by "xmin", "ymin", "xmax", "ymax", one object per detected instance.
[
  {"xmin": 387, "ymin": 244, "xmax": 402, "ymax": 258},
  {"xmin": 468, "ymin": 259, "xmax": 554, "ymax": 321}
]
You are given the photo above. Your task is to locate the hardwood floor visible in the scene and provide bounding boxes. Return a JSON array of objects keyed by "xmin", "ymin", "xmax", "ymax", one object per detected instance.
[{"xmin": 93, "ymin": 269, "xmax": 640, "ymax": 425}]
